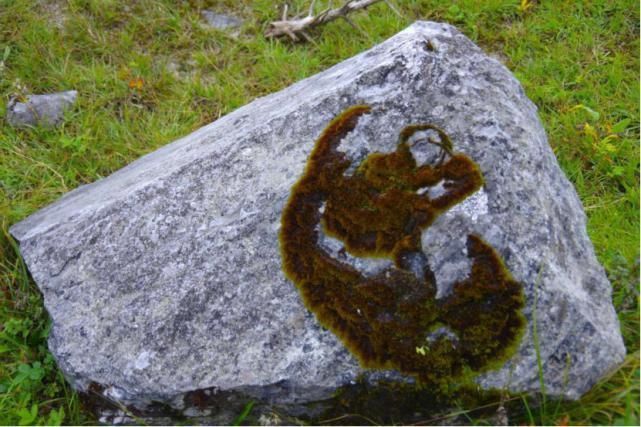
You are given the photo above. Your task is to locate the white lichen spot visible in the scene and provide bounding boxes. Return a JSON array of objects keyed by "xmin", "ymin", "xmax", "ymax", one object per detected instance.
[
  {"xmin": 446, "ymin": 188, "xmax": 489, "ymax": 222},
  {"xmin": 104, "ymin": 386, "xmax": 128, "ymax": 401},
  {"xmin": 134, "ymin": 351, "xmax": 153, "ymax": 370},
  {"xmin": 416, "ymin": 180, "xmax": 451, "ymax": 199}
]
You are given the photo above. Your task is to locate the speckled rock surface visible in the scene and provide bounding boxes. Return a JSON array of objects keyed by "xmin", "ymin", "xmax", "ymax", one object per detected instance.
[
  {"xmin": 6, "ymin": 90, "xmax": 77, "ymax": 127},
  {"xmin": 10, "ymin": 21, "xmax": 624, "ymax": 422}
]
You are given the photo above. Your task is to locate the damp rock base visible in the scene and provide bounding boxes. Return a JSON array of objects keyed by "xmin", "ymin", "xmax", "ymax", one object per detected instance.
[{"xmin": 10, "ymin": 21, "xmax": 624, "ymax": 423}]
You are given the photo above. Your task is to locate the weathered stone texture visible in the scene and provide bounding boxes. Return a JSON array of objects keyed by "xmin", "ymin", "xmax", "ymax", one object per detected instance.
[{"xmin": 10, "ymin": 21, "xmax": 624, "ymax": 421}]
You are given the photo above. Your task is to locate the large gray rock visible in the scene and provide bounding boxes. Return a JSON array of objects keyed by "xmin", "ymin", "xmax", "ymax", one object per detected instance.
[
  {"xmin": 10, "ymin": 22, "xmax": 624, "ymax": 423},
  {"xmin": 6, "ymin": 90, "xmax": 77, "ymax": 127}
]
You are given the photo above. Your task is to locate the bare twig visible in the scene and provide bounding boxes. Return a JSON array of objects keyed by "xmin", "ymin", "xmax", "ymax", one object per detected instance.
[{"xmin": 265, "ymin": 0, "xmax": 401, "ymax": 42}]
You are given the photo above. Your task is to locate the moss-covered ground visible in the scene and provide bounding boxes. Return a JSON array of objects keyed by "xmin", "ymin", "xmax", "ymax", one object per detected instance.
[{"xmin": 0, "ymin": 0, "xmax": 638, "ymax": 424}]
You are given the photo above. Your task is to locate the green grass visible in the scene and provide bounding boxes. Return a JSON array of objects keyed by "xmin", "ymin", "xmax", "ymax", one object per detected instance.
[{"xmin": 0, "ymin": 0, "xmax": 638, "ymax": 424}]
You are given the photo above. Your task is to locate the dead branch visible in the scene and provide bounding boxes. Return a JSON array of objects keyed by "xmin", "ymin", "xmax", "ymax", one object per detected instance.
[{"xmin": 265, "ymin": 0, "xmax": 401, "ymax": 42}]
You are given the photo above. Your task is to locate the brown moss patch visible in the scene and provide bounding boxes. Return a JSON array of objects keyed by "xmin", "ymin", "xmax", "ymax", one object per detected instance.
[{"xmin": 280, "ymin": 105, "xmax": 525, "ymax": 386}]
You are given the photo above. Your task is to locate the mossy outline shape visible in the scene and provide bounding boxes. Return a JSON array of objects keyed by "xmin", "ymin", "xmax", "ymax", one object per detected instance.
[{"xmin": 280, "ymin": 105, "xmax": 525, "ymax": 386}]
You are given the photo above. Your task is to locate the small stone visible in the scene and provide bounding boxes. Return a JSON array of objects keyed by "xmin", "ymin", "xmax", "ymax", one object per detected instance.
[
  {"xmin": 201, "ymin": 10, "xmax": 243, "ymax": 30},
  {"xmin": 6, "ymin": 90, "xmax": 77, "ymax": 128},
  {"xmin": 40, "ymin": 0, "xmax": 67, "ymax": 30}
]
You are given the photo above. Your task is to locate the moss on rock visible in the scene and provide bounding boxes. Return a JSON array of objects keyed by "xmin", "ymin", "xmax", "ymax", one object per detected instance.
[{"xmin": 280, "ymin": 105, "xmax": 525, "ymax": 386}]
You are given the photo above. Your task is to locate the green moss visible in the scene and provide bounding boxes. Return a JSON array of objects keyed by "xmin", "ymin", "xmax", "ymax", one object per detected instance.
[{"xmin": 280, "ymin": 105, "xmax": 525, "ymax": 386}]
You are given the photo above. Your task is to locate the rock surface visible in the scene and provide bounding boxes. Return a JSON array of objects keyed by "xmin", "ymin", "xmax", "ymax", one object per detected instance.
[
  {"xmin": 10, "ymin": 22, "xmax": 624, "ymax": 423},
  {"xmin": 201, "ymin": 10, "xmax": 243, "ymax": 30},
  {"xmin": 6, "ymin": 90, "xmax": 77, "ymax": 127}
]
